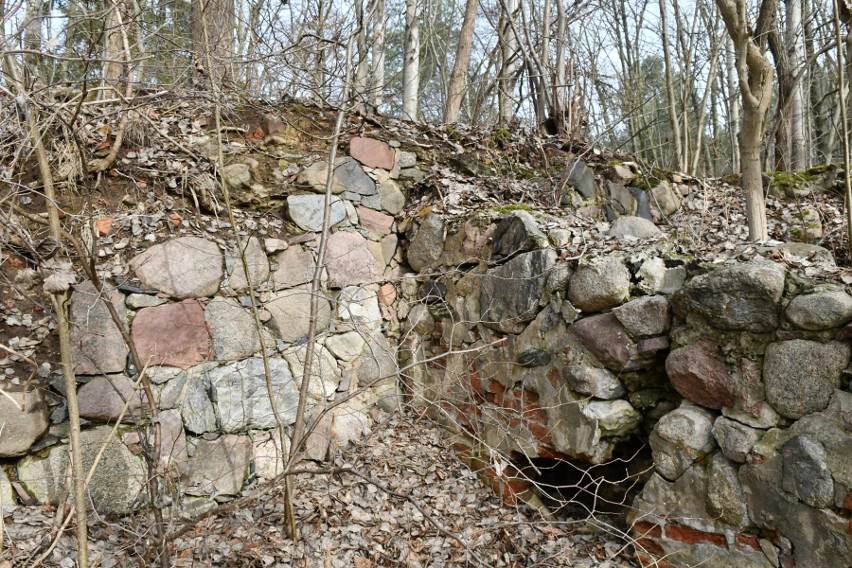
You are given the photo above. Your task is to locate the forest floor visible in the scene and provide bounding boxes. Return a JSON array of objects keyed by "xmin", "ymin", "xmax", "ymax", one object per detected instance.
[{"xmin": 2, "ymin": 412, "xmax": 637, "ymax": 568}]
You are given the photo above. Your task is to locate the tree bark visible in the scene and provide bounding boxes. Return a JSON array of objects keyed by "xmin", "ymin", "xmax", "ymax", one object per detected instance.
[
  {"xmin": 402, "ymin": 0, "xmax": 420, "ymax": 120},
  {"xmin": 715, "ymin": 0, "xmax": 775, "ymax": 241},
  {"xmin": 444, "ymin": 0, "xmax": 479, "ymax": 123},
  {"xmin": 192, "ymin": 0, "xmax": 236, "ymax": 86},
  {"xmin": 369, "ymin": 0, "xmax": 386, "ymax": 112}
]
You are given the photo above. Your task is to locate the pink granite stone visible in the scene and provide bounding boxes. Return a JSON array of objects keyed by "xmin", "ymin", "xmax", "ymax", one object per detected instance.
[
  {"xmin": 131, "ymin": 300, "xmax": 212, "ymax": 369},
  {"xmin": 349, "ymin": 137, "xmax": 395, "ymax": 170}
]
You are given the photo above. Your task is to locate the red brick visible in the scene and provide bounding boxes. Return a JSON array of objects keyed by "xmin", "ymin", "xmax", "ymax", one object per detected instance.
[
  {"xmin": 634, "ymin": 537, "xmax": 665, "ymax": 557},
  {"xmin": 527, "ymin": 420, "xmax": 554, "ymax": 446},
  {"xmin": 635, "ymin": 554, "xmax": 679, "ymax": 568},
  {"xmin": 665, "ymin": 524, "xmax": 727, "ymax": 547},
  {"xmin": 735, "ymin": 533, "xmax": 761, "ymax": 553},
  {"xmin": 632, "ymin": 521, "xmax": 663, "ymax": 539}
]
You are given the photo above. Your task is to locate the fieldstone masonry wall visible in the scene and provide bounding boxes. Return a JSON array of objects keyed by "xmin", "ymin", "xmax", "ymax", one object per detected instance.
[
  {"xmin": 401, "ymin": 209, "xmax": 852, "ymax": 567},
  {"xmin": 2, "ymin": 135, "xmax": 851, "ymax": 567}
]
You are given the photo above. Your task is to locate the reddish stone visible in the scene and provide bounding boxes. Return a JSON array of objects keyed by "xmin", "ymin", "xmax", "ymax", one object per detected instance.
[
  {"xmin": 632, "ymin": 521, "xmax": 663, "ymax": 539},
  {"xmin": 837, "ymin": 324, "xmax": 852, "ymax": 341},
  {"xmin": 325, "ymin": 231, "xmax": 381, "ymax": 288},
  {"xmin": 576, "ymin": 206, "xmax": 602, "ymax": 220},
  {"xmin": 779, "ymin": 554, "xmax": 796, "ymax": 568},
  {"xmin": 96, "ymin": 216, "xmax": 115, "ymax": 236},
  {"xmin": 357, "ymin": 206, "xmax": 394, "ymax": 236},
  {"xmin": 246, "ymin": 127, "xmax": 265, "ymax": 140},
  {"xmin": 262, "ymin": 117, "xmax": 287, "ymax": 136},
  {"xmin": 377, "ymin": 283, "xmax": 397, "ymax": 306},
  {"xmin": 570, "ymin": 313, "xmax": 639, "ymax": 371},
  {"xmin": 665, "ymin": 524, "xmax": 727, "ymax": 547},
  {"xmin": 349, "ymin": 137, "xmax": 395, "ymax": 170},
  {"xmin": 638, "ymin": 336, "xmax": 670, "ymax": 356},
  {"xmin": 777, "ymin": 329, "xmax": 805, "ymax": 341},
  {"xmin": 843, "ymin": 492, "xmax": 852, "ymax": 510},
  {"xmin": 665, "ymin": 340, "xmax": 736, "ymax": 409},
  {"xmin": 735, "ymin": 533, "xmax": 761, "ymax": 553},
  {"xmin": 131, "ymin": 300, "xmax": 212, "ymax": 369}
]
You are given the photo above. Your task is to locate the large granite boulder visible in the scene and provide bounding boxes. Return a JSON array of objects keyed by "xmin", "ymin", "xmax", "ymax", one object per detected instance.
[
  {"xmin": 204, "ymin": 297, "xmax": 268, "ymax": 361},
  {"xmin": 129, "ymin": 237, "xmax": 223, "ymax": 298},
  {"xmin": 480, "ymin": 249, "xmax": 556, "ymax": 333},
  {"xmin": 131, "ymin": 300, "xmax": 212, "ymax": 369},
  {"xmin": 673, "ymin": 261, "xmax": 786, "ymax": 332},
  {"xmin": 18, "ymin": 425, "xmax": 146, "ymax": 514},
  {"xmin": 763, "ymin": 340, "xmax": 850, "ymax": 419},
  {"xmin": 568, "ymin": 256, "xmax": 630, "ymax": 312},
  {"xmin": 208, "ymin": 357, "xmax": 301, "ymax": 431},
  {"xmin": 650, "ymin": 405, "xmax": 716, "ymax": 480},
  {"xmin": 785, "ymin": 289, "xmax": 852, "ymax": 330},
  {"xmin": 0, "ymin": 389, "xmax": 49, "ymax": 457},
  {"xmin": 70, "ymin": 281, "xmax": 129, "ymax": 375},
  {"xmin": 407, "ymin": 213, "xmax": 445, "ymax": 272},
  {"xmin": 325, "ymin": 231, "xmax": 382, "ymax": 287}
]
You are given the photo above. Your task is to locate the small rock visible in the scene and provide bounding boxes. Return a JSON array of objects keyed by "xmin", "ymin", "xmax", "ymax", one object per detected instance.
[
  {"xmin": 223, "ymin": 163, "xmax": 251, "ymax": 189},
  {"xmin": 185, "ymin": 435, "xmax": 252, "ymax": 496},
  {"xmin": 517, "ymin": 348, "xmax": 551, "ymax": 367},
  {"xmin": 377, "ymin": 180, "xmax": 406, "ymax": 215},
  {"xmin": 609, "ymin": 216, "xmax": 661, "ymax": 240},
  {"xmin": 666, "ymin": 341, "xmax": 735, "ymax": 410},
  {"xmin": 650, "ymin": 405, "xmax": 716, "ymax": 480},
  {"xmin": 78, "ymin": 375, "xmax": 148, "ymax": 423},
  {"xmin": 563, "ymin": 365, "xmax": 626, "ymax": 400},
  {"xmin": 612, "ymin": 295, "xmax": 671, "ymax": 338},
  {"xmin": 287, "ymin": 194, "xmax": 346, "ymax": 233},
  {"xmin": 713, "ymin": 416, "xmax": 761, "ymax": 463},
  {"xmin": 781, "ymin": 434, "xmax": 834, "ymax": 508}
]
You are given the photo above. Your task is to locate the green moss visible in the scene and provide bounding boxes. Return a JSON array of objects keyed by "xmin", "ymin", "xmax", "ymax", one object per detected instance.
[
  {"xmin": 514, "ymin": 164, "xmax": 540, "ymax": 179},
  {"xmin": 490, "ymin": 204, "xmax": 533, "ymax": 214},
  {"xmin": 491, "ymin": 127, "xmax": 512, "ymax": 146}
]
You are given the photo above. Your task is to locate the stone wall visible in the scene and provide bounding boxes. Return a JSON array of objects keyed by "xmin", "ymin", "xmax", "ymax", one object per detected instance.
[
  {"xmin": 3, "ymin": 132, "xmax": 851, "ymax": 568},
  {"xmin": 2, "ymin": 136, "xmax": 413, "ymax": 516},
  {"xmin": 400, "ymin": 211, "xmax": 852, "ymax": 568}
]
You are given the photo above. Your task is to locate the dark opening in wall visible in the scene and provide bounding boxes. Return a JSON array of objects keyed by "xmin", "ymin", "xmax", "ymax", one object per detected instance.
[{"xmin": 513, "ymin": 438, "xmax": 653, "ymax": 526}]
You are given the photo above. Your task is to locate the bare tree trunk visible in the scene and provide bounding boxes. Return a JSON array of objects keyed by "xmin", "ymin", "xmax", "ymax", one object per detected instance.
[
  {"xmin": 659, "ymin": 0, "xmax": 684, "ymax": 170},
  {"xmin": 498, "ymin": 0, "xmax": 519, "ymax": 125},
  {"xmin": 716, "ymin": 0, "xmax": 775, "ymax": 241},
  {"xmin": 21, "ymin": 0, "xmax": 43, "ymax": 83},
  {"xmin": 192, "ymin": 0, "xmax": 236, "ymax": 86},
  {"xmin": 370, "ymin": 0, "xmax": 386, "ymax": 111},
  {"xmin": 444, "ymin": 0, "xmax": 479, "ymax": 123},
  {"xmin": 103, "ymin": 0, "xmax": 128, "ymax": 98},
  {"xmin": 786, "ymin": 0, "xmax": 807, "ymax": 169},
  {"xmin": 726, "ymin": 37, "xmax": 741, "ymax": 172},
  {"xmin": 354, "ymin": 0, "xmax": 370, "ymax": 110},
  {"xmin": 402, "ymin": 0, "xmax": 420, "ymax": 120}
]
